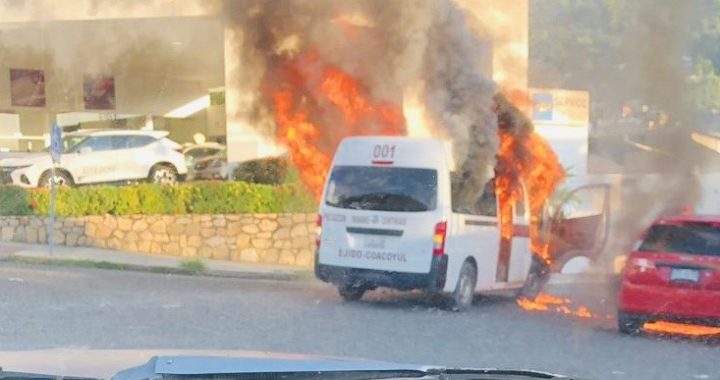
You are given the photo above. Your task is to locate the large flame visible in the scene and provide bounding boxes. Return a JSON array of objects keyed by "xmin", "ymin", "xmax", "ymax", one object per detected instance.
[
  {"xmin": 272, "ymin": 90, "xmax": 331, "ymax": 194},
  {"xmin": 494, "ymin": 94, "xmax": 565, "ymax": 264},
  {"xmin": 267, "ymin": 52, "xmax": 405, "ymax": 199}
]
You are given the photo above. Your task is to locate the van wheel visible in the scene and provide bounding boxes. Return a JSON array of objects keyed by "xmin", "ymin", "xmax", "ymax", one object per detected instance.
[
  {"xmin": 338, "ymin": 284, "xmax": 366, "ymax": 302},
  {"xmin": 450, "ymin": 261, "xmax": 476, "ymax": 311},
  {"xmin": 517, "ymin": 256, "xmax": 550, "ymax": 299},
  {"xmin": 618, "ymin": 311, "xmax": 644, "ymax": 335}
]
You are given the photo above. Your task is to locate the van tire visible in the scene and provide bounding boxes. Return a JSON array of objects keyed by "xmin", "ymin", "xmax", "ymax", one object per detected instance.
[
  {"xmin": 517, "ymin": 256, "xmax": 550, "ymax": 300},
  {"xmin": 450, "ymin": 260, "xmax": 476, "ymax": 312},
  {"xmin": 618, "ymin": 311, "xmax": 644, "ymax": 335},
  {"xmin": 338, "ymin": 284, "xmax": 366, "ymax": 302}
]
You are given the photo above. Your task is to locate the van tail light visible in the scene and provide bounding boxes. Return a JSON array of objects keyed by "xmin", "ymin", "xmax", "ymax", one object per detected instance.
[
  {"xmin": 433, "ymin": 221, "xmax": 447, "ymax": 256},
  {"xmin": 315, "ymin": 215, "xmax": 323, "ymax": 249}
]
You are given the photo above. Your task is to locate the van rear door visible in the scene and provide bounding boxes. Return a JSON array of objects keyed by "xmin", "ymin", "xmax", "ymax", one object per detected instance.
[{"xmin": 318, "ymin": 165, "xmax": 441, "ymax": 274}]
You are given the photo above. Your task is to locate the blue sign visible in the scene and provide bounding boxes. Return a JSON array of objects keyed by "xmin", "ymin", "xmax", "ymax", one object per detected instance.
[
  {"xmin": 532, "ymin": 92, "xmax": 554, "ymax": 121},
  {"xmin": 50, "ymin": 123, "xmax": 62, "ymax": 163}
]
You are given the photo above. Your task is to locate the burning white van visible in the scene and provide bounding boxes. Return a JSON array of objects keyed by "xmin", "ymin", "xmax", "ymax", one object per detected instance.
[
  {"xmin": 315, "ymin": 137, "xmax": 542, "ymax": 309},
  {"xmin": 314, "ymin": 136, "xmax": 610, "ymax": 310}
]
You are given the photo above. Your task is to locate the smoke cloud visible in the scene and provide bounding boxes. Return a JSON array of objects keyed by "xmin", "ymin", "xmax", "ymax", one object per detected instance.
[
  {"xmin": 222, "ymin": 0, "xmax": 499, "ymax": 200},
  {"xmin": 600, "ymin": 1, "xmax": 705, "ymax": 267}
]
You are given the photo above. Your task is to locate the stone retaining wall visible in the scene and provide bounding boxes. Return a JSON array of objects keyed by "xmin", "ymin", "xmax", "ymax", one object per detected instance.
[{"xmin": 0, "ymin": 214, "xmax": 317, "ymax": 267}]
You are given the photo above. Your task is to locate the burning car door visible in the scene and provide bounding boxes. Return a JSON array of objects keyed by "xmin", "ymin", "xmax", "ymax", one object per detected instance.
[{"xmin": 544, "ymin": 183, "xmax": 611, "ymax": 272}]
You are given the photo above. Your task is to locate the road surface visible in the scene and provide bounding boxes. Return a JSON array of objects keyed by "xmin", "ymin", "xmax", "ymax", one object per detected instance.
[{"xmin": 0, "ymin": 263, "xmax": 718, "ymax": 379}]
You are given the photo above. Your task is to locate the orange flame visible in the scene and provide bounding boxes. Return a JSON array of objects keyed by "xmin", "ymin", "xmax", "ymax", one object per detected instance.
[
  {"xmin": 272, "ymin": 90, "xmax": 331, "ymax": 195},
  {"xmin": 495, "ymin": 129, "xmax": 565, "ymax": 264},
  {"xmin": 268, "ymin": 53, "xmax": 405, "ymax": 199},
  {"xmin": 643, "ymin": 321, "xmax": 720, "ymax": 337},
  {"xmin": 516, "ymin": 292, "xmax": 597, "ymax": 319}
]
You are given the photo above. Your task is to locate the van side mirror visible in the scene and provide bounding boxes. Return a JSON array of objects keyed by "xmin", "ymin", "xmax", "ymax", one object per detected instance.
[{"xmin": 78, "ymin": 146, "xmax": 92, "ymax": 154}]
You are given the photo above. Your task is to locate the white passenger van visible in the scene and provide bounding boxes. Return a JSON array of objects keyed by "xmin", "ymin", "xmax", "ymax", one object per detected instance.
[{"xmin": 315, "ymin": 136, "xmax": 548, "ymax": 310}]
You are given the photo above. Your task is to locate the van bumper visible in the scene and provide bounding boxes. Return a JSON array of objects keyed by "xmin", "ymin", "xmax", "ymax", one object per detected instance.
[{"xmin": 315, "ymin": 254, "xmax": 448, "ymax": 291}]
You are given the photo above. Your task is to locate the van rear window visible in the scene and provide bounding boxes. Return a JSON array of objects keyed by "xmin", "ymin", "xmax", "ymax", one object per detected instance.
[
  {"xmin": 325, "ymin": 166, "xmax": 437, "ymax": 212},
  {"xmin": 639, "ymin": 223, "xmax": 720, "ymax": 256}
]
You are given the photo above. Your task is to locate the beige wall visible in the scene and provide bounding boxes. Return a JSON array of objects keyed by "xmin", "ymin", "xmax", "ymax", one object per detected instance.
[
  {"xmin": 18, "ymin": 111, "xmax": 50, "ymax": 151},
  {"xmin": 0, "ymin": 17, "xmax": 224, "ymax": 114},
  {"xmin": 0, "ymin": 0, "xmax": 218, "ymax": 23},
  {"xmin": 0, "ymin": 15, "xmax": 224, "ymax": 150},
  {"xmin": 456, "ymin": 0, "xmax": 529, "ymax": 92},
  {"xmin": 0, "ymin": 113, "xmax": 21, "ymax": 151}
]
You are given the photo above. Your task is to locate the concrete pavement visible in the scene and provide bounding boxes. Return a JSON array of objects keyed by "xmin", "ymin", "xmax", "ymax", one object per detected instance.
[
  {"xmin": 0, "ymin": 262, "xmax": 717, "ymax": 380},
  {"xmin": 0, "ymin": 241, "xmax": 310, "ymax": 281}
]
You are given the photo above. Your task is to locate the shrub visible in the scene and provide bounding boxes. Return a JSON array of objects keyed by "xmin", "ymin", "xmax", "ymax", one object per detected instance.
[
  {"xmin": 179, "ymin": 259, "xmax": 207, "ymax": 273},
  {"xmin": 2, "ymin": 181, "xmax": 316, "ymax": 216},
  {"xmin": 0, "ymin": 186, "xmax": 32, "ymax": 215},
  {"xmin": 232, "ymin": 156, "xmax": 289, "ymax": 185}
]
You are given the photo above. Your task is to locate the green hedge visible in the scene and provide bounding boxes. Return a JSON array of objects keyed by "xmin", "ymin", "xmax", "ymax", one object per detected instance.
[
  {"xmin": 0, "ymin": 182, "xmax": 316, "ymax": 217},
  {"xmin": 0, "ymin": 185, "xmax": 32, "ymax": 216}
]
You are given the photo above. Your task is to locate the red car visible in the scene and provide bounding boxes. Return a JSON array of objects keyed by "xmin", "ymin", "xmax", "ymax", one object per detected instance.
[{"xmin": 618, "ymin": 215, "xmax": 720, "ymax": 334}]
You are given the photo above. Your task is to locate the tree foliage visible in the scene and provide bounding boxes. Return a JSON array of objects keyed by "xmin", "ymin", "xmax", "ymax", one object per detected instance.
[{"xmin": 530, "ymin": 0, "xmax": 720, "ymax": 112}]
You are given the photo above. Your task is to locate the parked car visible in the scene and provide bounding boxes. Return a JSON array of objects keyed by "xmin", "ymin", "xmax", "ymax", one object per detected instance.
[
  {"xmin": 0, "ymin": 129, "xmax": 187, "ymax": 187},
  {"xmin": 183, "ymin": 142, "xmax": 227, "ymax": 180},
  {"xmin": 618, "ymin": 215, "xmax": 720, "ymax": 334}
]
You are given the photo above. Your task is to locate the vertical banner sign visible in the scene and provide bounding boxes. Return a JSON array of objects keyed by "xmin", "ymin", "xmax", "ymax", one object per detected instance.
[{"xmin": 48, "ymin": 123, "xmax": 62, "ymax": 256}]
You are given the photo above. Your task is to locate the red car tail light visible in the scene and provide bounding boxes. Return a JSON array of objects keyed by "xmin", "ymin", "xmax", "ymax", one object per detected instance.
[
  {"xmin": 628, "ymin": 257, "xmax": 656, "ymax": 271},
  {"xmin": 624, "ymin": 255, "xmax": 661, "ymax": 284}
]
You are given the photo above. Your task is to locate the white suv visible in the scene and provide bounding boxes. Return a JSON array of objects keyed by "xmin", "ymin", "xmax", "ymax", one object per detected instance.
[{"xmin": 0, "ymin": 129, "xmax": 187, "ymax": 187}]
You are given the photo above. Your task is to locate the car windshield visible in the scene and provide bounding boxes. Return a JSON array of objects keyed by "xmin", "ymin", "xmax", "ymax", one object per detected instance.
[
  {"xmin": 3, "ymin": 2, "xmax": 720, "ymax": 380},
  {"xmin": 325, "ymin": 166, "xmax": 437, "ymax": 212},
  {"xmin": 639, "ymin": 223, "xmax": 720, "ymax": 256}
]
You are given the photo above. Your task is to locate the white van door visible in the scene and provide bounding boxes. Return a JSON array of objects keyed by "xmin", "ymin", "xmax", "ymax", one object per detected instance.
[{"xmin": 319, "ymin": 165, "xmax": 442, "ymax": 274}]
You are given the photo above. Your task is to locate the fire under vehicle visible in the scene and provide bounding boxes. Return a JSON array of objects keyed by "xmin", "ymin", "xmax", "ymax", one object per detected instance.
[{"xmin": 314, "ymin": 136, "xmax": 610, "ymax": 310}]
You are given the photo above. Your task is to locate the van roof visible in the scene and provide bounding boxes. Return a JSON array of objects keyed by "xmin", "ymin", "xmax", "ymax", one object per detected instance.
[{"xmin": 334, "ymin": 136, "xmax": 456, "ymax": 170}]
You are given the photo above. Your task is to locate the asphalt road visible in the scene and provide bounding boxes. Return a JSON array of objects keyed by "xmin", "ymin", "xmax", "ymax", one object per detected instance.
[{"xmin": 0, "ymin": 263, "xmax": 718, "ymax": 380}]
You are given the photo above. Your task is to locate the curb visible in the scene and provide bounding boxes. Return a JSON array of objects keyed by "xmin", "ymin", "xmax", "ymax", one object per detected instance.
[{"xmin": 1, "ymin": 255, "xmax": 312, "ymax": 282}]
